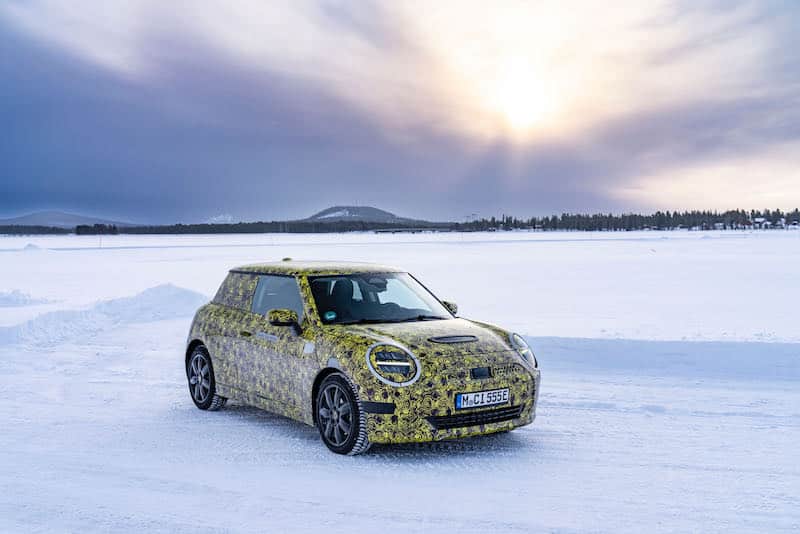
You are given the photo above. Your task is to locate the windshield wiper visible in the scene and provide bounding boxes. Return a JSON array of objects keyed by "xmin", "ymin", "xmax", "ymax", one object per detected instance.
[
  {"xmin": 334, "ymin": 315, "xmax": 447, "ymax": 325},
  {"xmin": 395, "ymin": 314, "xmax": 448, "ymax": 322}
]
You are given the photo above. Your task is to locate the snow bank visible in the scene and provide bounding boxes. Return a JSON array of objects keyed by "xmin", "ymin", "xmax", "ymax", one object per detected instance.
[
  {"xmin": 0, "ymin": 290, "xmax": 49, "ymax": 307},
  {"xmin": 0, "ymin": 284, "xmax": 208, "ymax": 346}
]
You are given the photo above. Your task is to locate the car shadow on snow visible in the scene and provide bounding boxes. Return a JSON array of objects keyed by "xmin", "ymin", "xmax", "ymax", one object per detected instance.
[{"xmin": 365, "ymin": 431, "xmax": 536, "ymax": 461}]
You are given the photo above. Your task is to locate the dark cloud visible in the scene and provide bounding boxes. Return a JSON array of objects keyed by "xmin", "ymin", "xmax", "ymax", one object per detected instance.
[{"xmin": 1, "ymin": 2, "xmax": 799, "ymax": 222}]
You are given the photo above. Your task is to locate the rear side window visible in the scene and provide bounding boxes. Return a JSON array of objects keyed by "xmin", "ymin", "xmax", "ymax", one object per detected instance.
[
  {"xmin": 213, "ymin": 272, "xmax": 258, "ymax": 311},
  {"xmin": 251, "ymin": 275, "xmax": 305, "ymax": 322}
]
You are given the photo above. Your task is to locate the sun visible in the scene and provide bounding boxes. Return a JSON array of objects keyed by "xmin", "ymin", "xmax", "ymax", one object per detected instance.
[
  {"xmin": 482, "ymin": 58, "xmax": 559, "ymax": 137},
  {"xmin": 495, "ymin": 80, "xmax": 552, "ymax": 132}
]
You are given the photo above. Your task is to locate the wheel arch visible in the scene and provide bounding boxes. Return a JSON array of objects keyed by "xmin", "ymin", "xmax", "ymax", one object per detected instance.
[
  {"xmin": 185, "ymin": 339, "xmax": 205, "ymax": 374},
  {"xmin": 311, "ymin": 366, "xmax": 346, "ymax": 425}
]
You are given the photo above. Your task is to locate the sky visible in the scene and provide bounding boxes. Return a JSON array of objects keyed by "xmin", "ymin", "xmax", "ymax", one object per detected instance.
[{"xmin": 1, "ymin": 0, "xmax": 799, "ymax": 223}]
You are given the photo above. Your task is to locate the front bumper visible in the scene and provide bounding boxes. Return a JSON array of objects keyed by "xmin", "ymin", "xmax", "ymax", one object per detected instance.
[{"xmin": 360, "ymin": 362, "xmax": 540, "ymax": 444}]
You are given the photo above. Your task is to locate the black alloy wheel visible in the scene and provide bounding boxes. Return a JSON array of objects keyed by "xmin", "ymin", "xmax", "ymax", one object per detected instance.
[{"xmin": 187, "ymin": 346, "xmax": 226, "ymax": 411}]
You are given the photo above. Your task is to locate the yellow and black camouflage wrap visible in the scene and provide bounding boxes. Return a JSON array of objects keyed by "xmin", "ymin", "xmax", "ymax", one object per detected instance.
[
  {"xmin": 267, "ymin": 308, "xmax": 299, "ymax": 325},
  {"xmin": 187, "ymin": 261, "xmax": 540, "ymax": 444}
]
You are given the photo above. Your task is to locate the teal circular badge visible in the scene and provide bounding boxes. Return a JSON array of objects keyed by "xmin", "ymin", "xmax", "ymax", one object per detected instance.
[{"xmin": 324, "ymin": 311, "xmax": 337, "ymax": 321}]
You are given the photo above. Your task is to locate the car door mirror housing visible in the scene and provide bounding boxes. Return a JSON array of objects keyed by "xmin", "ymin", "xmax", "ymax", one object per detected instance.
[
  {"xmin": 442, "ymin": 301, "xmax": 458, "ymax": 315},
  {"xmin": 267, "ymin": 308, "xmax": 300, "ymax": 328}
]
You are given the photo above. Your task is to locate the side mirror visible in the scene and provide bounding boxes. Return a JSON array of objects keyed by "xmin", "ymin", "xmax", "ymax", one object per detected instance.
[
  {"xmin": 442, "ymin": 301, "xmax": 458, "ymax": 315},
  {"xmin": 267, "ymin": 308, "xmax": 300, "ymax": 330}
]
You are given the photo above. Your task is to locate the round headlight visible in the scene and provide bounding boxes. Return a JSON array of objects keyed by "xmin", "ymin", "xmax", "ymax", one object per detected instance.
[
  {"xmin": 366, "ymin": 343, "xmax": 421, "ymax": 387},
  {"xmin": 510, "ymin": 333, "xmax": 537, "ymax": 368}
]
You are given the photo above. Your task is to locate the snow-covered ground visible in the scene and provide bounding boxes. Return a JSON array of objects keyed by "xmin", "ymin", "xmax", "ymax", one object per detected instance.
[{"xmin": 0, "ymin": 231, "xmax": 798, "ymax": 532}]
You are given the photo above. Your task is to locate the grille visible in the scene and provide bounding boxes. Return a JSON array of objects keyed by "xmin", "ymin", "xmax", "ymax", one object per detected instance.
[
  {"xmin": 470, "ymin": 367, "xmax": 492, "ymax": 379},
  {"xmin": 427, "ymin": 405, "xmax": 523, "ymax": 430}
]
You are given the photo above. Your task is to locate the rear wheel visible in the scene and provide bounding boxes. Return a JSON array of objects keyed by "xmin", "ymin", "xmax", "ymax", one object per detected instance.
[
  {"xmin": 316, "ymin": 374, "xmax": 370, "ymax": 455},
  {"xmin": 187, "ymin": 346, "xmax": 226, "ymax": 411}
]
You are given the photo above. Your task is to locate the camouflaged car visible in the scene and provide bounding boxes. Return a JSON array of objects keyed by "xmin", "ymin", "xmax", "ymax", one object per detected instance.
[{"xmin": 185, "ymin": 261, "xmax": 541, "ymax": 455}]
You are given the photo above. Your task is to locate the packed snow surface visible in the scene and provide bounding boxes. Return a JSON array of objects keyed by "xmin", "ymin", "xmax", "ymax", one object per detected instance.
[{"xmin": 0, "ymin": 230, "xmax": 797, "ymax": 532}]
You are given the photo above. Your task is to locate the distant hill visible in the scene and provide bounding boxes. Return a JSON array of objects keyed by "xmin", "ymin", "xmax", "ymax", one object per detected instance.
[
  {"xmin": 120, "ymin": 205, "xmax": 449, "ymax": 236},
  {"xmin": 0, "ymin": 210, "xmax": 133, "ymax": 229},
  {"xmin": 304, "ymin": 206, "xmax": 423, "ymax": 224}
]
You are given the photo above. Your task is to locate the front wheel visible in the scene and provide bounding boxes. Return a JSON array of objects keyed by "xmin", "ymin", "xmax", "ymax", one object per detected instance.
[
  {"xmin": 187, "ymin": 346, "xmax": 226, "ymax": 411},
  {"xmin": 316, "ymin": 374, "xmax": 370, "ymax": 455}
]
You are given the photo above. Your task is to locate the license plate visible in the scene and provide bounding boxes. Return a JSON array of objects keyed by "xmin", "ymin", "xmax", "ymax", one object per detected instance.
[{"xmin": 455, "ymin": 388, "xmax": 509, "ymax": 410}]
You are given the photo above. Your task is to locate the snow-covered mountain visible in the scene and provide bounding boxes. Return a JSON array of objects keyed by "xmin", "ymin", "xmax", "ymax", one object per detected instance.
[
  {"xmin": 0, "ymin": 210, "xmax": 133, "ymax": 228},
  {"xmin": 304, "ymin": 206, "xmax": 421, "ymax": 224}
]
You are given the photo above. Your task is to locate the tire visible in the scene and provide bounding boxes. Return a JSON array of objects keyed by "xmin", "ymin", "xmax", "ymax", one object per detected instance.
[
  {"xmin": 187, "ymin": 345, "xmax": 227, "ymax": 411},
  {"xmin": 315, "ymin": 373, "xmax": 370, "ymax": 455}
]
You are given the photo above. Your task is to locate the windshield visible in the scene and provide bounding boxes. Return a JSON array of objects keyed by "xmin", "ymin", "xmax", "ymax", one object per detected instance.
[{"xmin": 309, "ymin": 273, "xmax": 452, "ymax": 324}]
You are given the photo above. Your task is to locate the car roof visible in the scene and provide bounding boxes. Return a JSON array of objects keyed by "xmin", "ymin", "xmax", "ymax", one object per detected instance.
[{"xmin": 231, "ymin": 260, "xmax": 405, "ymax": 276}]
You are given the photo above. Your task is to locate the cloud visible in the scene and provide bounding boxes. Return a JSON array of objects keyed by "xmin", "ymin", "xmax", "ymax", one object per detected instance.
[
  {"xmin": 1, "ymin": 0, "xmax": 799, "ymax": 220},
  {"xmin": 620, "ymin": 140, "xmax": 800, "ymax": 209}
]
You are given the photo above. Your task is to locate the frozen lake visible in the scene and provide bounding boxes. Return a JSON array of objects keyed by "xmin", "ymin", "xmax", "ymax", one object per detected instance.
[{"xmin": 0, "ymin": 230, "xmax": 798, "ymax": 532}]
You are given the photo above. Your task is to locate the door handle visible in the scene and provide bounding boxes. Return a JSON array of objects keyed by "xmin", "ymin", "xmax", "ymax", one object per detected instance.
[{"xmin": 240, "ymin": 330, "xmax": 252, "ymax": 337}]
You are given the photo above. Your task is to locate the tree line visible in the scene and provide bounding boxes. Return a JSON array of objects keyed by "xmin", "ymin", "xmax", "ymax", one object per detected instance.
[
  {"xmin": 120, "ymin": 220, "xmax": 451, "ymax": 234},
  {"xmin": 0, "ymin": 225, "xmax": 70, "ymax": 235},
  {"xmin": 453, "ymin": 209, "xmax": 800, "ymax": 232},
  {"xmin": 76, "ymin": 224, "xmax": 120, "ymax": 235}
]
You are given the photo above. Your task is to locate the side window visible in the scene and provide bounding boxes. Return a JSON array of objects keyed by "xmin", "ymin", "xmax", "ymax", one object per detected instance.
[
  {"xmin": 252, "ymin": 275, "xmax": 305, "ymax": 322},
  {"xmin": 213, "ymin": 272, "xmax": 258, "ymax": 311}
]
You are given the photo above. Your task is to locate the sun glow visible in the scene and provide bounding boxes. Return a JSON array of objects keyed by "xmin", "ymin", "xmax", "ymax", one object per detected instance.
[
  {"xmin": 417, "ymin": 4, "xmax": 584, "ymax": 142},
  {"xmin": 483, "ymin": 58, "xmax": 560, "ymax": 136}
]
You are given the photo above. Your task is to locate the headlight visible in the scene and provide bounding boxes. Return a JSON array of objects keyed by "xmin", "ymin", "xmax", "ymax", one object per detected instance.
[
  {"xmin": 510, "ymin": 333, "xmax": 537, "ymax": 368},
  {"xmin": 366, "ymin": 343, "xmax": 421, "ymax": 387}
]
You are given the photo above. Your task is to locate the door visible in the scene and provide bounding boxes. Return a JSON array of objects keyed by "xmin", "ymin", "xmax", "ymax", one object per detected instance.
[
  {"xmin": 241, "ymin": 274, "xmax": 316, "ymax": 420},
  {"xmin": 206, "ymin": 271, "xmax": 259, "ymax": 390}
]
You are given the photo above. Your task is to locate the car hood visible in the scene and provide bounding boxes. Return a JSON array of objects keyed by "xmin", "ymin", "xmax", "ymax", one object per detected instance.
[{"xmin": 344, "ymin": 318, "xmax": 513, "ymax": 356}]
